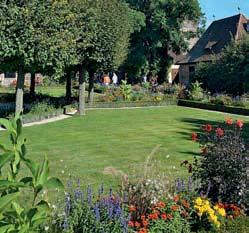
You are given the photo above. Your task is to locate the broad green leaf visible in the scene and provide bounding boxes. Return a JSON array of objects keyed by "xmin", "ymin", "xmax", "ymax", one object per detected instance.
[
  {"xmin": 0, "ymin": 192, "xmax": 19, "ymax": 212},
  {"xmin": 0, "ymin": 152, "xmax": 14, "ymax": 169},
  {"xmin": 0, "ymin": 119, "xmax": 16, "ymax": 135},
  {"xmin": 37, "ymin": 156, "xmax": 49, "ymax": 186},
  {"xmin": 45, "ymin": 177, "xmax": 64, "ymax": 190},
  {"xmin": 23, "ymin": 159, "xmax": 38, "ymax": 178},
  {"xmin": 0, "ymin": 180, "xmax": 25, "ymax": 191},
  {"xmin": 11, "ymin": 201, "xmax": 24, "ymax": 216}
]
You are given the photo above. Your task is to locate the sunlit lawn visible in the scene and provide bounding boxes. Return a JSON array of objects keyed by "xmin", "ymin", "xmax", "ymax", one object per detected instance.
[{"xmin": 2, "ymin": 106, "xmax": 249, "ymax": 192}]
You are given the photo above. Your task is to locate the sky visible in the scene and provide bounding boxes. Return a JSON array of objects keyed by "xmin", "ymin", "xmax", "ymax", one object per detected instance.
[{"xmin": 199, "ymin": 0, "xmax": 249, "ymax": 26}]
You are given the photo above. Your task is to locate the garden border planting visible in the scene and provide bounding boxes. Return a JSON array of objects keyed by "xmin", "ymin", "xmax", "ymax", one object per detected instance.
[{"xmin": 178, "ymin": 99, "xmax": 249, "ymax": 116}]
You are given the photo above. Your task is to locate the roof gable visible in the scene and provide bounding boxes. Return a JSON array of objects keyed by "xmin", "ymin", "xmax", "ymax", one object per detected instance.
[{"xmin": 178, "ymin": 14, "xmax": 248, "ymax": 64}]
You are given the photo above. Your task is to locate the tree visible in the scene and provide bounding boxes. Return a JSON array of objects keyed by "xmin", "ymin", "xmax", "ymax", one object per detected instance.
[
  {"xmin": 124, "ymin": 0, "xmax": 203, "ymax": 82},
  {"xmin": 71, "ymin": 0, "xmax": 144, "ymax": 114},
  {"xmin": 0, "ymin": 0, "xmax": 78, "ymax": 114},
  {"xmin": 195, "ymin": 35, "xmax": 249, "ymax": 95}
]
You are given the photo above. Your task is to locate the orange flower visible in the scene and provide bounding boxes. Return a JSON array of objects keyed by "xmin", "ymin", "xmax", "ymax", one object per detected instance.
[
  {"xmin": 181, "ymin": 199, "xmax": 190, "ymax": 209},
  {"xmin": 129, "ymin": 205, "xmax": 136, "ymax": 212},
  {"xmin": 226, "ymin": 118, "xmax": 233, "ymax": 125},
  {"xmin": 142, "ymin": 220, "xmax": 149, "ymax": 227},
  {"xmin": 161, "ymin": 213, "xmax": 167, "ymax": 220},
  {"xmin": 171, "ymin": 205, "xmax": 179, "ymax": 211},
  {"xmin": 191, "ymin": 132, "xmax": 198, "ymax": 141},
  {"xmin": 236, "ymin": 119, "xmax": 243, "ymax": 128},
  {"xmin": 173, "ymin": 195, "xmax": 179, "ymax": 202},
  {"xmin": 156, "ymin": 201, "xmax": 166, "ymax": 208},
  {"xmin": 128, "ymin": 221, "xmax": 134, "ymax": 227},
  {"xmin": 148, "ymin": 213, "xmax": 159, "ymax": 220},
  {"xmin": 138, "ymin": 228, "xmax": 148, "ymax": 233},
  {"xmin": 135, "ymin": 222, "xmax": 141, "ymax": 228}
]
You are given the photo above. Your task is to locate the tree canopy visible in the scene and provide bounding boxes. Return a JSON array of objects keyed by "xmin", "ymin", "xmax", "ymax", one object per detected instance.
[{"xmin": 124, "ymin": 0, "xmax": 203, "ymax": 82}]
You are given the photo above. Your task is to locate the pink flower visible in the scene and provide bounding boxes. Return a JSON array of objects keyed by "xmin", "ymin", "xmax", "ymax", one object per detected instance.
[
  {"xmin": 216, "ymin": 128, "xmax": 224, "ymax": 137},
  {"xmin": 203, "ymin": 124, "xmax": 212, "ymax": 132},
  {"xmin": 236, "ymin": 119, "xmax": 243, "ymax": 128}
]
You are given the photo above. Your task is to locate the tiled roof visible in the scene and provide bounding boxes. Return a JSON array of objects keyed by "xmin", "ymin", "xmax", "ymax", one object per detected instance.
[{"xmin": 177, "ymin": 14, "xmax": 249, "ymax": 64}]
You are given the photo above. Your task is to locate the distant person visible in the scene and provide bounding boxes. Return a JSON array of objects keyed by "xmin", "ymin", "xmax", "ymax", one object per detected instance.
[
  {"xmin": 103, "ymin": 74, "xmax": 111, "ymax": 86},
  {"xmin": 112, "ymin": 72, "xmax": 118, "ymax": 86},
  {"xmin": 142, "ymin": 74, "xmax": 147, "ymax": 83}
]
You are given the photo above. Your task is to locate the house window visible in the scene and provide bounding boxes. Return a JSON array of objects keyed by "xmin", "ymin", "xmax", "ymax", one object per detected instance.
[{"xmin": 189, "ymin": 66, "xmax": 195, "ymax": 79}]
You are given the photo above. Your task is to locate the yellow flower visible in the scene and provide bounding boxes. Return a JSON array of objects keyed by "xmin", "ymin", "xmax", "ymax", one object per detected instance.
[
  {"xmin": 214, "ymin": 205, "xmax": 219, "ymax": 211},
  {"xmin": 217, "ymin": 208, "xmax": 226, "ymax": 217},
  {"xmin": 195, "ymin": 197, "xmax": 203, "ymax": 206}
]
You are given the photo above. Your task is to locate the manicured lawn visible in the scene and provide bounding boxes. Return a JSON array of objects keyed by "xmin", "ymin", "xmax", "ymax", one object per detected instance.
[{"xmin": 1, "ymin": 106, "xmax": 249, "ymax": 190}]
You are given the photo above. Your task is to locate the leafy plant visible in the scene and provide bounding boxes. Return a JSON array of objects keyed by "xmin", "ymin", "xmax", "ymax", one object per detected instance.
[
  {"xmin": 0, "ymin": 115, "xmax": 63, "ymax": 232},
  {"xmin": 191, "ymin": 118, "xmax": 249, "ymax": 208},
  {"xmin": 190, "ymin": 81, "xmax": 204, "ymax": 101},
  {"xmin": 120, "ymin": 80, "xmax": 132, "ymax": 101}
]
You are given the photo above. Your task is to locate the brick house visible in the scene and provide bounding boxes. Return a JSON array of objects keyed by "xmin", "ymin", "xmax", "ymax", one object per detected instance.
[
  {"xmin": 177, "ymin": 14, "xmax": 249, "ymax": 85},
  {"xmin": 0, "ymin": 72, "xmax": 43, "ymax": 87}
]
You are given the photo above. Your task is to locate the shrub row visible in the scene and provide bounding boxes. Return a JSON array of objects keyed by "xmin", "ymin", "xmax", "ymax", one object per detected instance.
[{"xmin": 178, "ymin": 99, "xmax": 249, "ymax": 116}]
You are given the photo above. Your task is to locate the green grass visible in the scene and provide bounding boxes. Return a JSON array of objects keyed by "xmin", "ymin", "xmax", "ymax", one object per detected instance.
[{"xmin": 1, "ymin": 106, "xmax": 249, "ymax": 190}]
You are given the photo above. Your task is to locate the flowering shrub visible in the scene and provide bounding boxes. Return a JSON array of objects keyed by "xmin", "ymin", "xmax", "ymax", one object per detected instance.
[{"xmin": 191, "ymin": 118, "xmax": 249, "ymax": 207}]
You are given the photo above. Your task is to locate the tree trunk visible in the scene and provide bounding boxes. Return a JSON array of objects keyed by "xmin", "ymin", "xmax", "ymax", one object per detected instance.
[
  {"xmin": 87, "ymin": 70, "xmax": 94, "ymax": 107},
  {"xmin": 15, "ymin": 64, "xmax": 25, "ymax": 115},
  {"xmin": 78, "ymin": 65, "xmax": 86, "ymax": 115},
  {"xmin": 66, "ymin": 71, "xmax": 72, "ymax": 101},
  {"xmin": 30, "ymin": 72, "xmax": 36, "ymax": 96}
]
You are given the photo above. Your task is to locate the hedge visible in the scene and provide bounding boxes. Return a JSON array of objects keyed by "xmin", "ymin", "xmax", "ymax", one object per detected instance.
[{"xmin": 178, "ymin": 99, "xmax": 249, "ymax": 116}]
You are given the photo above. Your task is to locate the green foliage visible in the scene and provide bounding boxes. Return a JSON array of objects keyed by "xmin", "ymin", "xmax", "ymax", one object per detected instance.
[
  {"xmin": 190, "ymin": 81, "xmax": 204, "ymax": 101},
  {"xmin": 124, "ymin": 0, "xmax": 203, "ymax": 81},
  {"xmin": 0, "ymin": 116, "xmax": 63, "ymax": 232},
  {"xmin": 120, "ymin": 81, "xmax": 133, "ymax": 101},
  {"xmin": 218, "ymin": 216, "xmax": 249, "ymax": 233},
  {"xmin": 194, "ymin": 35, "xmax": 249, "ymax": 94},
  {"xmin": 149, "ymin": 213, "xmax": 191, "ymax": 233}
]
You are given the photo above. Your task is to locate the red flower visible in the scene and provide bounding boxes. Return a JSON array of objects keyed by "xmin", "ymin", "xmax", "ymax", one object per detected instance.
[
  {"xmin": 129, "ymin": 205, "xmax": 136, "ymax": 212},
  {"xmin": 141, "ymin": 215, "xmax": 146, "ymax": 221},
  {"xmin": 216, "ymin": 127, "xmax": 224, "ymax": 137},
  {"xmin": 236, "ymin": 119, "xmax": 243, "ymax": 128},
  {"xmin": 191, "ymin": 132, "xmax": 198, "ymax": 141},
  {"xmin": 128, "ymin": 221, "xmax": 134, "ymax": 227},
  {"xmin": 161, "ymin": 213, "xmax": 167, "ymax": 220},
  {"xmin": 148, "ymin": 213, "xmax": 159, "ymax": 220},
  {"xmin": 203, "ymin": 124, "xmax": 212, "ymax": 132},
  {"xmin": 226, "ymin": 118, "xmax": 233, "ymax": 125}
]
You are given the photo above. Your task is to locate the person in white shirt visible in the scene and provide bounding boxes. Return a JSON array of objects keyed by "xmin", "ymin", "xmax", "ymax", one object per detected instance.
[{"xmin": 112, "ymin": 72, "xmax": 118, "ymax": 86}]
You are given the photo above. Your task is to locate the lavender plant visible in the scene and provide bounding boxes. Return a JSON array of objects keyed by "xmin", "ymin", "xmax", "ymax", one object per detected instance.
[{"xmin": 52, "ymin": 182, "xmax": 130, "ymax": 233}]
